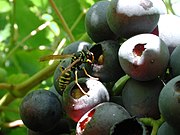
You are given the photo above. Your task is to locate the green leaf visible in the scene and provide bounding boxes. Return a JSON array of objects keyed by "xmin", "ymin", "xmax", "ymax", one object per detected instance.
[
  {"xmin": 3, "ymin": 99, "xmax": 22, "ymax": 121},
  {"xmin": 41, "ymin": 13, "xmax": 53, "ymax": 21},
  {"xmin": 52, "ymin": 0, "xmax": 87, "ymax": 40},
  {"xmin": 15, "ymin": 0, "xmax": 50, "ymax": 47},
  {"xmin": 77, "ymin": 0, "xmax": 95, "ymax": 9},
  {"xmin": 0, "ymin": 67, "xmax": 7, "ymax": 82},
  {"xmin": 47, "ymin": 21, "xmax": 60, "ymax": 40},
  {"xmin": 30, "ymin": 0, "xmax": 48, "ymax": 10},
  {"xmin": 0, "ymin": 23, "xmax": 11, "ymax": 42},
  {"xmin": 7, "ymin": 127, "xmax": 27, "ymax": 135},
  {"xmin": 13, "ymin": 49, "xmax": 50, "ymax": 75},
  {"xmin": 7, "ymin": 73, "xmax": 29, "ymax": 84},
  {"xmin": 0, "ymin": 0, "xmax": 11, "ymax": 13}
]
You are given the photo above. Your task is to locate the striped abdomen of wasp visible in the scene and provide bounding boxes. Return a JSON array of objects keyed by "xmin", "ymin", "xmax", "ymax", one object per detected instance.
[
  {"xmin": 40, "ymin": 50, "xmax": 97, "ymax": 95},
  {"xmin": 58, "ymin": 66, "xmax": 72, "ymax": 93}
]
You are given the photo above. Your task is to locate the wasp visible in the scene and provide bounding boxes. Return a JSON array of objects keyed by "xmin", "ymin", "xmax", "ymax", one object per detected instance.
[{"xmin": 40, "ymin": 49, "xmax": 97, "ymax": 95}]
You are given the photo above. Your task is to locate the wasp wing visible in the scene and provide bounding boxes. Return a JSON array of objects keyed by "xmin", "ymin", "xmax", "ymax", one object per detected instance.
[
  {"xmin": 60, "ymin": 58, "xmax": 81, "ymax": 76},
  {"xmin": 39, "ymin": 54, "xmax": 74, "ymax": 62}
]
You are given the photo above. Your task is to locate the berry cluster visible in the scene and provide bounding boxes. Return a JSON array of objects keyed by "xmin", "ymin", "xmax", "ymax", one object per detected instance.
[{"xmin": 19, "ymin": 0, "xmax": 180, "ymax": 135}]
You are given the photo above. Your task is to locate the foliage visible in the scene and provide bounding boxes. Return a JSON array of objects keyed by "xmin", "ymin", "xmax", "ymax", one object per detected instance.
[
  {"xmin": 0, "ymin": 0, "xmax": 178, "ymax": 134},
  {"xmin": 0, "ymin": 0, "xmax": 96, "ymax": 134}
]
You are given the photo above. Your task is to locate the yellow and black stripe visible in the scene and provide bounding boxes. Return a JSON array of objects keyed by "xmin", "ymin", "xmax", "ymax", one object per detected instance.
[{"xmin": 58, "ymin": 70, "xmax": 72, "ymax": 92}]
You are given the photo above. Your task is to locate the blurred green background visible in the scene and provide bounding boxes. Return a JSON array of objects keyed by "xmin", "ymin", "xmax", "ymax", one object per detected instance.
[{"xmin": 0, "ymin": 0, "xmax": 179, "ymax": 134}]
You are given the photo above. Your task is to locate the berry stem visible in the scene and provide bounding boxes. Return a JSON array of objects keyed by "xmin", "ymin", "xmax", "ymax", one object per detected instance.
[
  {"xmin": 70, "ymin": 8, "xmax": 87, "ymax": 31},
  {"xmin": 49, "ymin": 0, "xmax": 75, "ymax": 42},
  {"xmin": 3, "ymin": 22, "xmax": 50, "ymax": 64},
  {"xmin": 112, "ymin": 75, "xmax": 130, "ymax": 96},
  {"xmin": 163, "ymin": 0, "xmax": 176, "ymax": 14},
  {"xmin": 139, "ymin": 115, "xmax": 165, "ymax": 135},
  {"xmin": 0, "ymin": 61, "xmax": 59, "ymax": 108}
]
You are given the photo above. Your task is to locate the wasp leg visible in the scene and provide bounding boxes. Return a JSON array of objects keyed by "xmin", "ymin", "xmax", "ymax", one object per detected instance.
[
  {"xmin": 75, "ymin": 70, "xmax": 89, "ymax": 96},
  {"xmin": 82, "ymin": 67, "xmax": 99, "ymax": 80}
]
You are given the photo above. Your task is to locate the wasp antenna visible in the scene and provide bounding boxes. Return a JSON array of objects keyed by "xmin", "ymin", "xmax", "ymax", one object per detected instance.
[{"xmin": 39, "ymin": 55, "xmax": 54, "ymax": 62}]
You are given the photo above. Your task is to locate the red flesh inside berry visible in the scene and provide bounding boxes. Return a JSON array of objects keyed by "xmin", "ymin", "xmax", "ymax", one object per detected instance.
[
  {"xmin": 79, "ymin": 109, "xmax": 96, "ymax": 131},
  {"xmin": 133, "ymin": 43, "xmax": 146, "ymax": 56}
]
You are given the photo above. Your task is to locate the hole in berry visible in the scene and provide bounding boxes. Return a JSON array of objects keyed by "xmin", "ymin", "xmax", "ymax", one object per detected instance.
[
  {"xmin": 133, "ymin": 43, "xmax": 146, "ymax": 56},
  {"xmin": 174, "ymin": 81, "xmax": 180, "ymax": 93},
  {"xmin": 140, "ymin": 0, "xmax": 153, "ymax": 10},
  {"xmin": 90, "ymin": 44, "xmax": 104, "ymax": 65},
  {"xmin": 111, "ymin": 118, "xmax": 144, "ymax": 135},
  {"xmin": 79, "ymin": 109, "xmax": 96, "ymax": 132},
  {"xmin": 71, "ymin": 83, "xmax": 89, "ymax": 99},
  {"xmin": 151, "ymin": 26, "xmax": 159, "ymax": 36}
]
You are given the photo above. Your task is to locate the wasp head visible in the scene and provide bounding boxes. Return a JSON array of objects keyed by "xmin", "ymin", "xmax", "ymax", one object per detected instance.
[{"xmin": 86, "ymin": 51, "xmax": 94, "ymax": 64}]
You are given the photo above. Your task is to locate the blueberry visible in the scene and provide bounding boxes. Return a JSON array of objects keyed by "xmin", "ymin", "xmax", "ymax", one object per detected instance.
[
  {"xmin": 158, "ymin": 14, "xmax": 180, "ymax": 54},
  {"xmin": 110, "ymin": 117, "xmax": 147, "ymax": 135},
  {"xmin": 87, "ymin": 40, "xmax": 125, "ymax": 82},
  {"xmin": 61, "ymin": 41, "xmax": 92, "ymax": 55},
  {"xmin": 118, "ymin": 33, "xmax": 169, "ymax": 81},
  {"xmin": 107, "ymin": 0, "xmax": 166, "ymax": 38},
  {"xmin": 159, "ymin": 75, "xmax": 180, "ymax": 129},
  {"xmin": 170, "ymin": 45, "xmax": 180, "ymax": 78},
  {"xmin": 20, "ymin": 90, "xmax": 63, "ymax": 132},
  {"xmin": 157, "ymin": 122, "xmax": 180, "ymax": 135},
  {"xmin": 62, "ymin": 78, "xmax": 109, "ymax": 122},
  {"xmin": 76, "ymin": 102, "xmax": 130, "ymax": 135},
  {"xmin": 85, "ymin": 0, "xmax": 117, "ymax": 42},
  {"xmin": 122, "ymin": 78, "xmax": 163, "ymax": 119},
  {"xmin": 27, "ymin": 118, "xmax": 71, "ymax": 135}
]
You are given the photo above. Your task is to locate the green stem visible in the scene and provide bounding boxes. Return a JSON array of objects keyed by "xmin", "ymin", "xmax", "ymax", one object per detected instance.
[
  {"xmin": 15, "ymin": 62, "xmax": 59, "ymax": 97},
  {"xmin": 0, "ymin": 106, "xmax": 19, "ymax": 113},
  {"xmin": 3, "ymin": 22, "xmax": 50, "ymax": 64},
  {"xmin": 5, "ymin": 34, "xmax": 31, "ymax": 63},
  {"xmin": 2, "ymin": 120, "xmax": 24, "ymax": 128},
  {"xmin": 9, "ymin": 0, "xmax": 17, "ymax": 48},
  {"xmin": 151, "ymin": 116, "xmax": 165, "ymax": 135},
  {"xmin": 0, "ymin": 61, "xmax": 59, "ymax": 108},
  {"xmin": 78, "ymin": 32, "xmax": 93, "ymax": 43},
  {"xmin": 112, "ymin": 75, "xmax": 130, "ymax": 96},
  {"xmin": 140, "ymin": 115, "xmax": 165, "ymax": 135},
  {"xmin": 49, "ymin": 0, "xmax": 75, "ymax": 42},
  {"xmin": 0, "ymin": 83, "xmax": 14, "ymax": 90},
  {"xmin": 163, "ymin": 0, "xmax": 176, "ymax": 14},
  {"xmin": 0, "ymin": 93, "xmax": 15, "ymax": 110},
  {"xmin": 70, "ymin": 9, "xmax": 87, "ymax": 31},
  {"xmin": 10, "ymin": 56, "xmax": 23, "ymax": 73}
]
